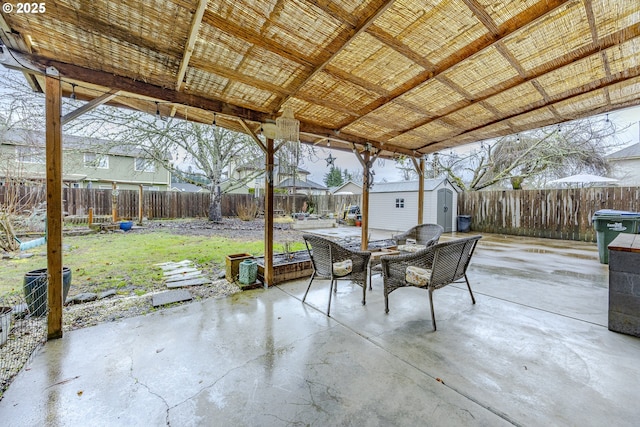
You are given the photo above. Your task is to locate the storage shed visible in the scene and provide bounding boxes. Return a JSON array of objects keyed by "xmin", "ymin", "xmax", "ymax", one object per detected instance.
[{"xmin": 369, "ymin": 178, "xmax": 459, "ymax": 233}]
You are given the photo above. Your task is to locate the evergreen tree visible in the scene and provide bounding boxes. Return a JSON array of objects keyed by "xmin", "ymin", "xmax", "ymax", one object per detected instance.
[{"xmin": 324, "ymin": 166, "xmax": 344, "ymax": 187}]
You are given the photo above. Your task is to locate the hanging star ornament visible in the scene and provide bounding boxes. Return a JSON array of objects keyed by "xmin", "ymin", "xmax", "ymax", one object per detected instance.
[{"xmin": 325, "ymin": 153, "xmax": 335, "ymax": 167}]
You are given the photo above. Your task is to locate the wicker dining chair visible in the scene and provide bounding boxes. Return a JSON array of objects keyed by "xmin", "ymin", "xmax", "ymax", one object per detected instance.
[
  {"xmin": 302, "ymin": 234, "xmax": 371, "ymax": 316},
  {"xmin": 381, "ymin": 235, "xmax": 481, "ymax": 330},
  {"xmin": 392, "ymin": 223, "xmax": 444, "ymax": 247}
]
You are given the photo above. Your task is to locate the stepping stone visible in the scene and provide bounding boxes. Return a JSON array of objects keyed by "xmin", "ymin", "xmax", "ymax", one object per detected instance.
[
  {"xmin": 152, "ymin": 290, "xmax": 192, "ymax": 307},
  {"xmin": 163, "ymin": 267, "xmax": 199, "ymax": 276},
  {"xmin": 166, "ymin": 277, "xmax": 211, "ymax": 289},
  {"xmin": 156, "ymin": 260, "xmax": 193, "ymax": 270},
  {"xmin": 165, "ymin": 271, "xmax": 203, "ymax": 282}
]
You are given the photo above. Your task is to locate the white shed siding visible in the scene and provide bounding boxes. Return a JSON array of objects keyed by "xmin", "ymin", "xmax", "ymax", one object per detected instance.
[
  {"xmin": 369, "ymin": 191, "xmax": 418, "ymax": 233},
  {"xmin": 370, "ymin": 178, "xmax": 459, "ymax": 232}
]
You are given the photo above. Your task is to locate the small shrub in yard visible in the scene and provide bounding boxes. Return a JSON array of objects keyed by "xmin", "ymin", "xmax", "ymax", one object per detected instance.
[{"xmin": 236, "ymin": 199, "xmax": 259, "ymax": 221}]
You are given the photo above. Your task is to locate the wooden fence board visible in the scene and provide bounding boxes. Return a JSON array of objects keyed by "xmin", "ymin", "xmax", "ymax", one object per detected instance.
[{"xmin": 458, "ymin": 187, "xmax": 640, "ymax": 242}]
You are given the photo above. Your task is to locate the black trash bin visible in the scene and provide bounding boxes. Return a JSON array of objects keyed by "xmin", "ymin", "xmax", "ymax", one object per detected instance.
[
  {"xmin": 592, "ymin": 210, "xmax": 640, "ymax": 264},
  {"xmin": 457, "ymin": 215, "xmax": 472, "ymax": 233},
  {"xmin": 23, "ymin": 267, "xmax": 72, "ymax": 316}
]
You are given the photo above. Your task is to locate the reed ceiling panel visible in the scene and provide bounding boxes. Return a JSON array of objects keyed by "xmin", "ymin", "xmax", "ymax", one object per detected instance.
[
  {"xmin": 591, "ymin": 0, "xmax": 640, "ymax": 39},
  {"xmin": 374, "ymin": 0, "xmax": 488, "ymax": 64},
  {"xmin": 509, "ymin": 107, "xmax": 557, "ymax": 129},
  {"xmin": 237, "ymin": 47, "xmax": 306, "ymax": 89},
  {"xmin": 553, "ymin": 91, "xmax": 608, "ymax": 118},
  {"xmin": 503, "ymin": 2, "xmax": 592, "ymax": 72},
  {"xmin": 341, "ymin": 120, "xmax": 392, "ymax": 140},
  {"xmin": 484, "ymin": 82, "xmax": 544, "ymax": 116},
  {"xmin": 475, "ymin": 0, "xmax": 539, "ymax": 27},
  {"xmin": 184, "ymin": 69, "xmax": 230, "ymax": 98},
  {"xmin": 535, "ymin": 54, "xmax": 607, "ymax": 98},
  {"xmin": 609, "ymin": 77, "xmax": 640, "ymax": 104},
  {"xmin": 224, "ymin": 81, "xmax": 278, "ymax": 110},
  {"xmin": 606, "ymin": 37, "xmax": 640, "ymax": 75},
  {"xmin": 289, "ymin": 99, "xmax": 352, "ymax": 128},
  {"xmin": 365, "ymin": 102, "xmax": 428, "ymax": 131},
  {"xmin": 398, "ymin": 79, "xmax": 467, "ymax": 115},
  {"xmin": 329, "ymin": 32, "xmax": 425, "ymax": 92},
  {"xmin": 441, "ymin": 46, "xmax": 520, "ymax": 97},
  {"xmin": 443, "ymin": 104, "xmax": 496, "ymax": 129},
  {"xmin": 193, "ymin": 26, "xmax": 252, "ymax": 72},
  {"xmin": 209, "ymin": 0, "xmax": 277, "ymax": 32},
  {"xmin": 298, "ymin": 71, "xmax": 381, "ymax": 113}
]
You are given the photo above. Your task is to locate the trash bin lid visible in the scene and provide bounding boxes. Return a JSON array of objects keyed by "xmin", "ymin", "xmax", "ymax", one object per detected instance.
[{"xmin": 593, "ymin": 209, "xmax": 640, "ymax": 218}]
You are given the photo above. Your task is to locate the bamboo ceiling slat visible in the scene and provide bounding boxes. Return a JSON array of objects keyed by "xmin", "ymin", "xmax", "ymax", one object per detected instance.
[
  {"xmin": 238, "ymin": 47, "xmax": 306, "ymax": 89},
  {"xmin": 484, "ymin": 82, "xmax": 544, "ymax": 115},
  {"xmin": 553, "ymin": 91, "xmax": 608, "ymax": 118},
  {"xmin": 609, "ymin": 76, "xmax": 640, "ymax": 104},
  {"xmin": 330, "ymin": 32, "xmax": 425, "ymax": 92},
  {"xmin": 442, "ymin": 46, "xmax": 520, "ymax": 97},
  {"xmin": 508, "ymin": 107, "xmax": 557, "ymax": 129},
  {"xmin": 341, "ymin": 120, "xmax": 392, "ymax": 140},
  {"xmin": 503, "ymin": 2, "xmax": 592, "ymax": 72},
  {"xmin": 185, "ymin": 68, "xmax": 229, "ymax": 100},
  {"xmin": 606, "ymin": 37, "xmax": 640, "ymax": 75},
  {"xmin": 375, "ymin": 0, "xmax": 488, "ymax": 64},
  {"xmin": 591, "ymin": 0, "xmax": 640, "ymax": 39},
  {"xmin": 365, "ymin": 102, "xmax": 427, "ymax": 131},
  {"xmin": 398, "ymin": 79, "xmax": 467, "ymax": 115},
  {"xmin": 210, "ymin": 0, "xmax": 276, "ymax": 32},
  {"xmin": 535, "ymin": 54, "xmax": 606, "ymax": 98},
  {"xmin": 193, "ymin": 26, "xmax": 251, "ymax": 72},
  {"xmin": 224, "ymin": 81, "xmax": 277, "ymax": 110},
  {"xmin": 476, "ymin": 0, "xmax": 539, "ymax": 27},
  {"xmin": 291, "ymin": 99, "xmax": 352, "ymax": 128},
  {"xmin": 299, "ymin": 71, "xmax": 381, "ymax": 114},
  {"xmin": 443, "ymin": 104, "xmax": 496, "ymax": 129}
]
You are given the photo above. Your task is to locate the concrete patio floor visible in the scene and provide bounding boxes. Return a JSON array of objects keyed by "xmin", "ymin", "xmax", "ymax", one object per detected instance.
[{"xmin": 1, "ymin": 232, "xmax": 639, "ymax": 426}]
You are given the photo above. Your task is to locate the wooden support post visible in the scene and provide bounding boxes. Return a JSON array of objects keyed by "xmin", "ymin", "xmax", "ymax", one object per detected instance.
[
  {"xmin": 138, "ymin": 184, "xmax": 144, "ymax": 225},
  {"xmin": 88, "ymin": 207, "xmax": 93, "ymax": 225},
  {"xmin": 45, "ymin": 67, "xmax": 63, "ymax": 340},
  {"xmin": 111, "ymin": 181, "xmax": 118, "ymax": 222},
  {"xmin": 361, "ymin": 151, "xmax": 370, "ymax": 251},
  {"xmin": 263, "ymin": 138, "xmax": 275, "ymax": 287},
  {"xmin": 412, "ymin": 158, "xmax": 425, "ymax": 225}
]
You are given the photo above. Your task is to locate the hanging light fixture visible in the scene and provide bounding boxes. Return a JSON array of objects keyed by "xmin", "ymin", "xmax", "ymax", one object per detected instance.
[
  {"xmin": 155, "ymin": 101, "xmax": 161, "ymax": 119},
  {"xmin": 327, "ymin": 138, "xmax": 331, "ymax": 147},
  {"xmin": 212, "ymin": 112, "xmax": 217, "ymax": 129},
  {"xmin": 70, "ymin": 83, "xmax": 77, "ymax": 100},
  {"xmin": 276, "ymin": 106, "xmax": 299, "ymax": 142}
]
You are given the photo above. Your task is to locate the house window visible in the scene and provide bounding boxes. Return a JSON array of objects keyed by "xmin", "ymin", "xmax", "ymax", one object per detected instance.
[
  {"xmin": 395, "ymin": 198, "xmax": 404, "ymax": 208},
  {"xmin": 84, "ymin": 153, "xmax": 109, "ymax": 168},
  {"xmin": 135, "ymin": 158, "xmax": 156, "ymax": 172},
  {"xmin": 15, "ymin": 146, "xmax": 45, "ymax": 164}
]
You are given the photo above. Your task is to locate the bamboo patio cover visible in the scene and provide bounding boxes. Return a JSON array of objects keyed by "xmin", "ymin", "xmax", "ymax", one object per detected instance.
[{"xmin": 1, "ymin": 0, "xmax": 639, "ymax": 157}]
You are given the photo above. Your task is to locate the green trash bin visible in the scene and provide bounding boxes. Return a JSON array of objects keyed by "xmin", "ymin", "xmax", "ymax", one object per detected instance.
[{"xmin": 592, "ymin": 210, "xmax": 640, "ymax": 264}]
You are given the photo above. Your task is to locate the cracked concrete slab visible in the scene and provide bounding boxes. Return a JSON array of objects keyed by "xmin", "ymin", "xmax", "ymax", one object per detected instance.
[
  {"xmin": 152, "ymin": 290, "xmax": 192, "ymax": 307},
  {"xmin": 1, "ymin": 234, "xmax": 639, "ymax": 426},
  {"xmin": 165, "ymin": 278, "xmax": 211, "ymax": 288}
]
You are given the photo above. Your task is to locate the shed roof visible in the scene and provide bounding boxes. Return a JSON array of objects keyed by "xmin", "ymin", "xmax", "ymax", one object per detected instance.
[
  {"xmin": 1, "ymin": 1, "xmax": 639, "ymax": 158},
  {"xmin": 370, "ymin": 178, "xmax": 454, "ymax": 193},
  {"xmin": 606, "ymin": 143, "xmax": 640, "ymax": 160}
]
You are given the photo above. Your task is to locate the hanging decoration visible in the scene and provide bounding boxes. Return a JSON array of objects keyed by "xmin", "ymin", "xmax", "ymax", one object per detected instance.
[
  {"xmin": 325, "ymin": 153, "xmax": 335, "ymax": 167},
  {"xmin": 276, "ymin": 106, "xmax": 299, "ymax": 142}
]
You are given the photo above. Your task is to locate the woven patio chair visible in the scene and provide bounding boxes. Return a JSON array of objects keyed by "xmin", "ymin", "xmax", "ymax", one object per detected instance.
[
  {"xmin": 381, "ymin": 235, "xmax": 482, "ymax": 330},
  {"xmin": 392, "ymin": 223, "xmax": 444, "ymax": 249},
  {"xmin": 302, "ymin": 234, "xmax": 371, "ymax": 316}
]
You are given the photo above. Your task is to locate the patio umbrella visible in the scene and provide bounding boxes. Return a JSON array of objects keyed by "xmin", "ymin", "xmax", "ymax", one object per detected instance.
[{"xmin": 548, "ymin": 174, "xmax": 618, "ymax": 186}]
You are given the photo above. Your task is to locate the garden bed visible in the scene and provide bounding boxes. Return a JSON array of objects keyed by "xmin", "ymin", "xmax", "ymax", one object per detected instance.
[{"xmin": 255, "ymin": 250, "xmax": 312, "ymax": 286}]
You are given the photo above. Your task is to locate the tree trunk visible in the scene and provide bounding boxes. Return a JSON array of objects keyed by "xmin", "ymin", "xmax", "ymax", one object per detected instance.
[{"xmin": 208, "ymin": 185, "xmax": 222, "ymax": 222}]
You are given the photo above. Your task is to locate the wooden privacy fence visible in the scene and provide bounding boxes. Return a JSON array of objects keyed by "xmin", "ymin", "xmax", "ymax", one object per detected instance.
[
  {"xmin": 0, "ymin": 186, "xmax": 361, "ymax": 220},
  {"xmin": 458, "ymin": 187, "xmax": 640, "ymax": 242}
]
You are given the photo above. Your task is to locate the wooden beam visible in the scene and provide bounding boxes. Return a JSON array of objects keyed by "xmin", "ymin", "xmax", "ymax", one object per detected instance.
[
  {"xmin": 176, "ymin": 0, "xmax": 208, "ymax": 91},
  {"xmin": 61, "ymin": 89, "xmax": 120, "ymax": 125},
  {"xmin": 263, "ymin": 138, "xmax": 275, "ymax": 287},
  {"xmin": 238, "ymin": 119, "xmax": 267, "ymax": 153},
  {"xmin": 45, "ymin": 68, "xmax": 63, "ymax": 340}
]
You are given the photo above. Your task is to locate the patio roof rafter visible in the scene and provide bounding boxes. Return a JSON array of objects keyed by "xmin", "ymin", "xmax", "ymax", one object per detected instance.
[{"xmin": 175, "ymin": 0, "xmax": 208, "ymax": 91}]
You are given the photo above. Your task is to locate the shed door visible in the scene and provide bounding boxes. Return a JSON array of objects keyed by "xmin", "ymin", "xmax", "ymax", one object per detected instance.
[{"xmin": 437, "ymin": 188, "xmax": 453, "ymax": 232}]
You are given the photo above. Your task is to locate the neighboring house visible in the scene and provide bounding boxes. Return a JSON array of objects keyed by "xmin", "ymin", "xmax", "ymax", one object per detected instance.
[
  {"xmin": 607, "ymin": 143, "xmax": 640, "ymax": 186},
  {"xmin": 276, "ymin": 177, "xmax": 328, "ymax": 195},
  {"xmin": 229, "ymin": 157, "xmax": 326, "ymax": 195},
  {"xmin": 330, "ymin": 180, "xmax": 362, "ymax": 195},
  {"xmin": 368, "ymin": 178, "xmax": 460, "ymax": 233},
  {"xmin": 171, "ymin": 183, "xmax": 208, "ymax": 193},
  {"xmin": 0, "ymin": 129, "xmax": 171, "ymax": 190}
]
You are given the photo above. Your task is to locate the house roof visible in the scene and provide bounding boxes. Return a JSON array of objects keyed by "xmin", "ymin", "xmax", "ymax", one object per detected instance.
[
  {"xmin": 1, "ymin": 1, "xmax": 638, "ymax": 160},
  {"xmin": 370, "ymin": 178, "xmax": 455, "ymax": 193},
  {"xmin": 277, "ymin": 178, "xmax": 327, "ymax": 191},
  {"xmin": 170, "ymin": 182, "xmax": 205, "ymax": 192},
  {"xmin": 607, "ymin": 143, "xmax": 640, "ymax": 160},
  {"xmin": 330, "ymin": 180, "xmax": 362, "ymax": 194},
  {"xmin": 0, "ymin": 129, "xmax": 149, "ymax": 158}
]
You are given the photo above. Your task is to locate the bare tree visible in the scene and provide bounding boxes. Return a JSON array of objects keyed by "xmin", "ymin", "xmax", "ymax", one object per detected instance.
[
  {"xmin": 436, "ymin": 116, "xmax": 627, "ymax": 190},
  {"xmin": 395, "ymin": 157, "xmax": 418, "ymax": 181}
]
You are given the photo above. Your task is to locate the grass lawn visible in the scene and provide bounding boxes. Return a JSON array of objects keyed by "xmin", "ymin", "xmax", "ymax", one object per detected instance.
[{"xmin": 0, "ymin": 231, "xmax": 304, "ymax": 298}]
